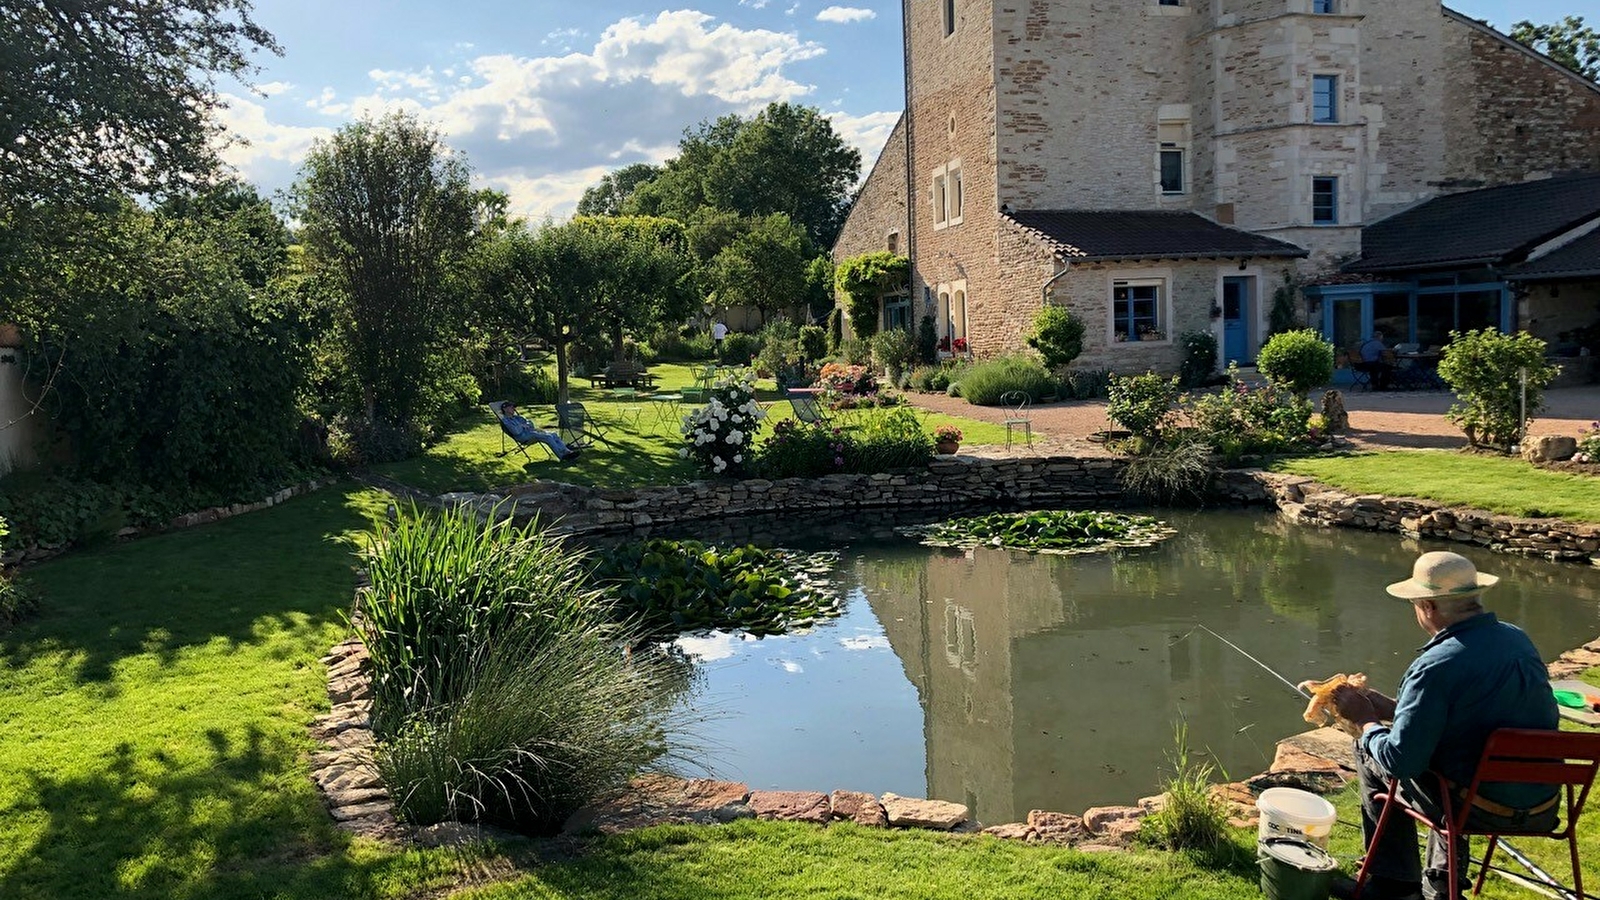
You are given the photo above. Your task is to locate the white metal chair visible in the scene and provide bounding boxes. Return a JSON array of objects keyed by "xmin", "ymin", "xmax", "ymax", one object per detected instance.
[{"xmin": 1000, "ymin": 390, "xmax": 1033, "ymax": 449}]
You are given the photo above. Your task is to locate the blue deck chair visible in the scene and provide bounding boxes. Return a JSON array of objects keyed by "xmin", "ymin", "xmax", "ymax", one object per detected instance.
[{"xmin": 488, "ymin": 401, "xmax": 567, "ymax": 462}]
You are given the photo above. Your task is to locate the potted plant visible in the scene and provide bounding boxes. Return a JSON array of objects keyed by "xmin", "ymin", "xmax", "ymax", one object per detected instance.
[
  {"xmin": 952, "ymin": 337, "xmax": 970, "ymax": 357},
  {"xmin": 934, "ymin": 424, "xmax": 963, "ymax": 455}
]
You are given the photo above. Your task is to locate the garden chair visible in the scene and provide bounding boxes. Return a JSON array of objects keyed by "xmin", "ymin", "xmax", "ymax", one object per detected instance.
[
  {"xmin": 487, "ymin": 400, "xmax": 563, "ymax": 462},
  {"xmin": 1355, "ymin": 728, "xmax": 1600, "ymax": 900},
  {"xmin": 789, "ymin": 393, "xmax": 830, "ymax": 426},
  {"xmin": 555, "ymin": 401, "xmax": 618, "ymax": 449},
  {"xmin": 1001, "ymin": 390, "xmax": 1033, "ymax": 449}
]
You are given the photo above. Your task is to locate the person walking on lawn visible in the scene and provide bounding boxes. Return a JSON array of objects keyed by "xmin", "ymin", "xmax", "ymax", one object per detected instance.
[
  {"xmin": 1327, "ymin": 551, "xmax": 1559, "ymax": 900},
  {"xmin": 499, "ymin": 402, "xmax": 582, "ymax": 462}
]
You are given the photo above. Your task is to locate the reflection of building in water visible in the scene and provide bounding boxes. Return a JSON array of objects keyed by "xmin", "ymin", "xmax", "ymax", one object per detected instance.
[{"xmin": 858, "ymin": 512, "xmax": 1600, "ymax": 825}]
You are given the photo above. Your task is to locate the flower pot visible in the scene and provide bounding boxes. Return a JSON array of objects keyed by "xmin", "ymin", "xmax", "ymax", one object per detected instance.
[{"xmin": 936, "ymin": 440, "xmax": 960, "ymax": 455}]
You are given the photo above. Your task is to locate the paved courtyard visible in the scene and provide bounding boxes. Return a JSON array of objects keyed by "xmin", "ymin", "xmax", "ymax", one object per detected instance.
[{"xmin": 908, "ymin": 384, "xmax": 1600, "ymax": 454}]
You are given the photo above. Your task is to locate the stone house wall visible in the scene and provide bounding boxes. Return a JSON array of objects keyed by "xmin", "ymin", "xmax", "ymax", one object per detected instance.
[
  {"xmin": 1046, "ymin": 259, "xmax": 1225, "ymax": 373},
  {"xmin": 1521, "ymin": 281, "xmax": 1600, "ymax": 346},
  {"xmin": 833, "ymin": 113, "xmax": 910, "ymax": 266}
]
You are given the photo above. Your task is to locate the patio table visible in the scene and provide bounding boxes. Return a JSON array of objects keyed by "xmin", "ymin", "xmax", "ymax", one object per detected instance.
[{"xmin": 649, "ymin": 393, "xmax": 684, "ymax": 427}]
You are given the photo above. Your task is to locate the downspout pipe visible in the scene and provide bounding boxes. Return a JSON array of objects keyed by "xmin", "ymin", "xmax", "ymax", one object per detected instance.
[
  {"xmin": 1040, "ymin": 258, "xmax": 1071, "ymax": 309},
  {"xmin": 901, "ymin": 0, "xmax": 916, "ymax": 299}
]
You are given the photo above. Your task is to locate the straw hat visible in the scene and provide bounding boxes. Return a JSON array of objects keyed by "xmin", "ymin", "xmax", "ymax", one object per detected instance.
[{"xmin": 1386, "ymin": 551, "xmax": 1499, "ymax": 601}]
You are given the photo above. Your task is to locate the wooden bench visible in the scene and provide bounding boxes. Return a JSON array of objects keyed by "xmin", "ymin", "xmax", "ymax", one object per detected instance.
[{"xmin": 586, "ymin": 360, "xmax": 659, "ymax": 390}]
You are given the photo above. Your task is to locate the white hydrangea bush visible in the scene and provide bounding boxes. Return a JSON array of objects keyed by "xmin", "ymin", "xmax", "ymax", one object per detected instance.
[{"xmin": 680, "ymin": 369, "xmax": 767, "ymax": 477}]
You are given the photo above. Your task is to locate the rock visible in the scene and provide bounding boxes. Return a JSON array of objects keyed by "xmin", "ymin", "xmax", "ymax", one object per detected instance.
[
  {"xmin": 1082, "ymin": 805, "xmax": 1144, "ymax": 834},
  {"xmin": 1026, "ymin": 810, "xmax": 1089, "ymax": 845},
  {"xmin": 1137, "ymin": 794, "xmax": 1169, "ymax": 813},
  {"xmin": 748, "ymin": 790, "xmax": 831, "ymax": 824},
  {"xmin": 1319, "ymin": 390, "xmax": 1349, "ymax": 434},
  {"xmin": 1099, "ymin": 819, "xmax": 1144, "ymax": 845},
  {"xmin": 982, "ymin": 823, "xmax": 1035, "ymax": 841},
  {"xmin": 331, "ymin": 800, "xmax": 393, "ymax": 822},
  {"xmin": 325, "ymin": 786, "xmax": 389, "ymax": 808},
  {"xmin": 1027, "ymin": 810, "xmax": 1081, "ymax": 829},
  {"xmin": 1276, "ymin": 728, "xmax": 1358, "ymax": 771},
  {"xmin": 681, "ymin": 779, "xmax": 752, "ymax": 823},
  {"xmin": 1523, "ymin": 435, "xmax": 1578, "ymax": 464},
  {"xmin": 830, "ymin": 790, "xmax": 887, "ymax": 827},
  {"xmin": 881, "ymin": 793, "xmax": 969, "ymax": 830}
]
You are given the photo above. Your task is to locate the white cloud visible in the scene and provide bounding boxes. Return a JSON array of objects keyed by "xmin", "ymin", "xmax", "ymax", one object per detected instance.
[
  {"xmin": 213, "ymin": 92, "xmax": 334, "ymax": 187},
  {"xmin": 816, "ymin": 6, "xmax": 876, "ymax": 23},
  {"xmin": 840, "ymin": 634, "xmax": 890, "ymax": 651},
  {"xmin": 826, "ymin": 108, "xmax": 899, "ymax": 171},
  {"xmin": 216, "ymin": 10, "xmax": 829, "ymax": 220},
  {"xmin": 739, "ymin": 0, "xmax": 771, "ymax": 7},
  {"xmin": 257, "ymin": 80, "xmax": 294, "ymax": 96}
]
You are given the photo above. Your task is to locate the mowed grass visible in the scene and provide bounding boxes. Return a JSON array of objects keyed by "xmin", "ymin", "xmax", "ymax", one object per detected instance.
[
  {"xmin": 1273, "ymin": 451, "xmax": 1600, "ymax": 523},
  {"xmin": 462, "ymin": 820, "xmax": 1264, "ymax": 900},
  {"xmin": 379, "ymin": 361, "xmax": 1017, "ymax": 494}
]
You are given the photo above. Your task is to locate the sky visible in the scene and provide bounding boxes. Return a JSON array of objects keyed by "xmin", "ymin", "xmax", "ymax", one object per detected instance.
[{"xmin": 214, "ymin": 0, "xmax": 1588, "ymax": 220}]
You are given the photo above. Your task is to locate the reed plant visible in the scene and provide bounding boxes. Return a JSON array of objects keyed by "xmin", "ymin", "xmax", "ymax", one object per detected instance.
[
  {"xmin": 1119, "ymin": 438, "xmax": 1213, "ymax": 504},
  {"xmin": 1140, "ymin": 723, "xmax": 1230, "ymax": 853}
]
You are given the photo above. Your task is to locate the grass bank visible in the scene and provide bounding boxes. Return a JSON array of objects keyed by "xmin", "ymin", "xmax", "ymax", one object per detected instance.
[
  {"xmin": 380, "ymin": 362, "xmax": 1015, "ymax": 494},
  {"xmin": 1273, "ymin": 451, "xmax": 1600, "ymax": 523}
]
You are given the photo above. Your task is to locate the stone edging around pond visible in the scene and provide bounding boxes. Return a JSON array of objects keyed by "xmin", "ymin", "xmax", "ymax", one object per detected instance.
[{"xmin": 2, "ymin": 476, "xmax": 341, "ymax": 568}]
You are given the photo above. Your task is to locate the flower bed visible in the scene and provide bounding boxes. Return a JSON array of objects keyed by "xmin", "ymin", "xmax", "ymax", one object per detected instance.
[{"xmin": 905, "ymin": 510, "xmax": 1176, "ymax": 555}]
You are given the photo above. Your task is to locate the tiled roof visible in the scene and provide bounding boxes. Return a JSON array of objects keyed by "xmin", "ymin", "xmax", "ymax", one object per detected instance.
[
  {"xmin": 1348, "ymin": 173, "xmax": 1600, "ymax": 274},
  {"xmin": 1508, "ymin": 229, "xmax": 1600, "ymax": 281},
  {"xmin": 1003, "ymin": 210, "xmax": 1308, "ymax": 262}
]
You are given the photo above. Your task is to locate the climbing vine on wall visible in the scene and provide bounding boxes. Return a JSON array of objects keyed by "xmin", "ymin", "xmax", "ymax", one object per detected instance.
[{"xmin": 834, "ymin": 251, "xmax": 909, "ymax": 341}]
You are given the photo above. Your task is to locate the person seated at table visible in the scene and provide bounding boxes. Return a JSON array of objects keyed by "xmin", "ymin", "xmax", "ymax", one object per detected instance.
[
  {"xmin": 499, "ymin": 402, "xmax": 582, "ymax": 462},
  {"xmin": 1357, "ymin": 329, "xmax": 1397, "ymax": 390}
]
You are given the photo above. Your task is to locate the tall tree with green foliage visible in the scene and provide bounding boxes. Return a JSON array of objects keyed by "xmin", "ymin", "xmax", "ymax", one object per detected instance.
[
  {"xmin": 291, "ymin": 113, "xmax": 479, "ymax": 427},
  {"xmin": 702, "ymin": 214, "xmax": 810, "ymax": 325},
  {"xmin": 575, "ymin": 163, "xmax": 662, "ymax": 217},
  {"xmin": 1511, "ymin": 16, "xmax": 1600, "ymax": 81},
  {"xmin": 0, "ymin": 0, "xmax": 279, "ymax": 210}
]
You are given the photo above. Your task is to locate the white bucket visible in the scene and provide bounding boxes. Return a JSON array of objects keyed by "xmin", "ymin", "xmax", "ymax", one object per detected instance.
[{"xmin": 1256, "ymin": 787, "xmax": 1337, "ymax": 849}]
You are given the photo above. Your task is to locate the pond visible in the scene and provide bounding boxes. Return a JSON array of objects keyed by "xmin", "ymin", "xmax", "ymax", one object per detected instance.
[{"xmin": 648, "ymin": 509, "xmax": 1600, "ymax": 826}]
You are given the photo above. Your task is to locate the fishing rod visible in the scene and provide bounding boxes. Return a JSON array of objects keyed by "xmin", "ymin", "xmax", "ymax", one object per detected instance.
[{"xmin": 1192, "ymin": 624, "xmax": 1311, "ymax": 699}]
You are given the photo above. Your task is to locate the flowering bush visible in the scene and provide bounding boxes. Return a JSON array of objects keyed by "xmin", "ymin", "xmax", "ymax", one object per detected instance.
[
  {"xmin": 1184, "ymin": 366, "xmax": 1313, "ymax": 464},
  {"xmin": 681, "ymin": 370, "xmax": 766, "ymax": 477},
  {"xmin": 817, "ymin": 363, "xmax": 876, "ymax": 395},
  {"xmin": 1577, "ymin": 422, "xmax": 1600, "ymax": 464},
  {"xmin": 829, "ymin": 390, "xmax": 904, "ymax": 411},
  {"xmin": 753, "ymin": 408, "xmax": 933, "ymax": 477},
  {"xmin": 754, "ymin": 419, "xmax": 850, "ymax": 478},
  {"xmin": 953, "ymin": 337, "xmax": 969, "ymax": 354},
  {"xmin": 934, "ymin": 425, "xmax": 963, "ymax": 444}
]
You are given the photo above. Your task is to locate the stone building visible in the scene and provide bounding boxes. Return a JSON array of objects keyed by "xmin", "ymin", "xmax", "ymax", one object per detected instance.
[{"xmin": 832, "ymin": 0, "xmax": 1600, "ymax": 373}]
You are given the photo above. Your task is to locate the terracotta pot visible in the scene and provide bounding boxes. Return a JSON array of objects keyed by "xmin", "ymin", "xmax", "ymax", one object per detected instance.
[
  {"xmin": 0, "ymin": 323, "xmax": 20, "ymax": 348},
  {"xmin": 936, "ymin": 440, "xmax": 960, "ymax": 455}
]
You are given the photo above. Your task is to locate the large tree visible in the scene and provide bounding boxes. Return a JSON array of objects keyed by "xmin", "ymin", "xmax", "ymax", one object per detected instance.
[
  {"xmin": 291, "ymin": 113, "xmax": 479, "ymax": 427},
  {"xmin": 0, "ymin": 0, "xmax": 280, "ymax": 210},
  {"xmin": 701, "ymin": 213, "xmax": 811, "ymax": 325},
  {"xmin": 1511, "ymin": 16, "xmax": 1600, "ymax": 82},
  {"xmin": 575, "ymin": 163, "xmax": 662, "ymax": 217}
]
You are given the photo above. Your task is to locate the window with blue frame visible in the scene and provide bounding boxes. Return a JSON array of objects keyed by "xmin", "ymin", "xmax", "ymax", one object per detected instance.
[
  {"xmin": 1312, "ymin": 0, "xmax": 1335, "ymax": 12},
  {"xmin": 1312, "ymin": 177, "xmax": 1339, "ymax": 224},
  {"xmin": 1113, "ymin": 280, "xmax": 1165, "ymax": 341},
  {"xmin": 1312, "ymin": 75, "xmax": 1339, "ymax": 123}
]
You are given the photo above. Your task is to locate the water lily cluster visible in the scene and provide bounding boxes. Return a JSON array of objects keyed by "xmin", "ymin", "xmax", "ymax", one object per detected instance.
[{"xmin": 681, "ymin": 369, "xmax": 766, "ymax": 477}]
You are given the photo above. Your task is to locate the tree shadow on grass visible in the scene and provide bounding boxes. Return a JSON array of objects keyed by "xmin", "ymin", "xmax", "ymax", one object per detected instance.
[{"xmin": 0, "ymin": 724, "xmax": 445, "ymax": 900}]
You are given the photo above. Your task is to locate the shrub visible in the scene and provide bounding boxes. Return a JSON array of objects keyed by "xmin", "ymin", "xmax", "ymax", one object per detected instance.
[
  {"xmin": 593, "ymin": 539, "xmax": 841, "ymax": 637},
  {"xmin": 909, "ymin": 363, "xmax": 963, "ymax": 393},
  {"xmin": 359, "ymin": 504, "xmax": 608, "ymax": 736},
  {"xmin": 1178, "ymin": 331, "xmax": 1219, "ymax": 387},
  {"xmin": 836, "ymin": 337, "xmax": 872, "ymax": 366},
  {"xmin": 817, "ymin": 363, "xmax": 877, "ymax": 395},
  {"xmin": 754, "ymin": 419, "xmax": 850, "ymax": 478},
  {"xmin": 1257, "ymin": 329, "xmax": 1335, "ymax": 396},
  {"xmin": 826, "ymin": 307, "xmax": 843, "ymax": 352},
  {"xmin": 1184, "ymin": 369, "xmax": 1313, "ymax": 463},
  {"xmin": 1107, "ymin": 373, "xmax": 1181, "ymax": 441},
  {"xmin": 719, "ymin": 332, "xmax": 759, "ymax": 365},
  {"xmin": 374, "ymin": 626, "xmax": 683, "ymax": 835},
  {"xmin": 1437, "ymin": 328, "xmax": 1560, "ymax": 451},
  {"xmin": 642, "ymin": 323, "xmax": 714, "ymax": 362},
  {"xmin": 1120, "ymin": 438, "xmax": 1215, "ymax": 503},
  {"xmin": 755, "ymin": 320, "xmax": 806, "ymax": 386},
  {"xmin": 917, "ymin": 314, "xmax": 939, "ymax": 365},
  {"xmin": 0, "ymin": 515, "xmax": 36, "ymax": 629},
  {"xmin": 798, "ymin": 324, "xmax": 829, "ymax": 362},
  {"xmin": 486, "ymin": 361, "xmax": 557, "ymax": 406},
  {"xmin": 1063, "ymin": 367, "xmax": 1113, "ymax": 401},
  {"xmin": 957, "ymin": 355, "xmax": 1057, "ymax": 406},
  {"xmin": 1139, "ymin": 724, "xmax": 1230, "ymax": 853},
  {"xmin": 850, "ymin": 407, "xmax": 934, "ymax": 472},
  {"xmin": 1577, "ymin": 422, "xmax": 1600, "ymax": 464},
  {"xmin": 327, "ymin": 414, "xmax": 425, "ymax": 467},
  {"xmin": 870, "ymin": 328, "xmax": 917, "ymax": 380},
  {"xmin": 1026, "ymin": 306, "xmax": 1086, "ymax": 370},
  {"xmin": 681, "ymin": 370, "xmax": 766, "ymax": 477}
]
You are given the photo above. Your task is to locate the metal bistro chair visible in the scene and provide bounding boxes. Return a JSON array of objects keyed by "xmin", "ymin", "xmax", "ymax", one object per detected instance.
[
  {"xmin": 1355, "ymin": 728, "xmax": 1600, "ymax": 900},
  {"xmin": 1000, "ymin": 390, "xmax": 1033, "ymax": 449}
]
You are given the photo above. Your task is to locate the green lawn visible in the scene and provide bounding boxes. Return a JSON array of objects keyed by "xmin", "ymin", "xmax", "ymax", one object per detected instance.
[
  {"xmin": 1273, "ymin": 451, "xmax": 1600, "ymax": 523},
  {"xmin": 378, "ymin": 362, "xmax": 1016, "ymax": 494}
]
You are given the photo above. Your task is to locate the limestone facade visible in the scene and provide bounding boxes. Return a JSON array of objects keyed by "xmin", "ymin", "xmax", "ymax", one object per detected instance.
[{"xmin": 835, "ymin": 0, "xmax": 1600, "ymax": 371}]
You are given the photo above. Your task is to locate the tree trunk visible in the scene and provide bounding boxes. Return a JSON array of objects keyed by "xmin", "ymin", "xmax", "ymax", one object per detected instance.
[{"xmin": 556, "ymin": 339, "xmax": 571, "ymax": 408}]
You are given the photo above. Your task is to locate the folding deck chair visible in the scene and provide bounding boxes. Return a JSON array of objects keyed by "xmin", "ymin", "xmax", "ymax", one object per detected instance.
[
  {"xmin": 488, "ymin": 400, "xmax": 561, "ymax": 462},
  {"xmin": 555, "ymin": 401, "xmax": 618, "ymax": 449}
]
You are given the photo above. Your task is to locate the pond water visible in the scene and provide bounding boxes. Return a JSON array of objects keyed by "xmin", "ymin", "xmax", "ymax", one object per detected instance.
[{"xmin": 643, "ymin": 510, "xmax": 1600, "ymax": 826}]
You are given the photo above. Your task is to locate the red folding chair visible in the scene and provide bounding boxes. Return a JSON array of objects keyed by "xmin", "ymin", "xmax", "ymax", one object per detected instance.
[{"xmin": 1355, "ymin": 728, "xmax": 1600, "ymax": 900}]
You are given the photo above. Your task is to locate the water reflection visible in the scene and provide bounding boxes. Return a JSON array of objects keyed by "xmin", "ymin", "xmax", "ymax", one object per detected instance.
[{"xmin": 663, "ymin": 509, "xmax": 1600, "ymax": 824}]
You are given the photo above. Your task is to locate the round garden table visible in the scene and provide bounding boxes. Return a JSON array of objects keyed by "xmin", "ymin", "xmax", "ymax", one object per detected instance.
[{"xmin": 649, "ymin": 393, "xmax": 684, "ymax": 427}]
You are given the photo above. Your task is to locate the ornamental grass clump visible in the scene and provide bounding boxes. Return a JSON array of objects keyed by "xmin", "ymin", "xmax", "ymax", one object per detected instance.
[
  {"xmin": 361, "ymin": 503, "xmax": 687, "ymax": 834},
  {"xmin": 1139, "ymin": 724, "xmax": 1230, "ymax": 854},
  {"xmin": 681, "ymin": 370, "xmax": 766, "ymax": 477},
  {"xmin": 956, "ymin": 355, "xmax": 1057, "ymax": 405},
  {"xmin": 1120, "ymin": 438, "xmax": 1215, "ymax": 504}
]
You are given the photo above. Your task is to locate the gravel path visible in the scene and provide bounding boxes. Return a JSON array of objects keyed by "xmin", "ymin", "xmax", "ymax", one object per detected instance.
[{"xmin": 912, "ymin": 384, "xmax": 1599, "ymax": 453}]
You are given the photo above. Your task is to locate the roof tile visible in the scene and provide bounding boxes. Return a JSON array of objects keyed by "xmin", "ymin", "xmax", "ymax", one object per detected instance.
[{"xmin": 1004, "ymin": 210, "xmax": 1307, "ymax": 262}]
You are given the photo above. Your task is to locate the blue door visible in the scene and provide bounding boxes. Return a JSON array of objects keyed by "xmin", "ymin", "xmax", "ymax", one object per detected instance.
[{"xmin": 1222, "ymin": 277, "xmax": 1253, "ymax": 365}]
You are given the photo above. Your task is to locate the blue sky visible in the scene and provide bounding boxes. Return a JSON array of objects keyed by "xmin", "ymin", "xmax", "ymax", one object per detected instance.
[{"xmin": 215, "ymin": 1, "xmax": 1588, "ymax": 219}]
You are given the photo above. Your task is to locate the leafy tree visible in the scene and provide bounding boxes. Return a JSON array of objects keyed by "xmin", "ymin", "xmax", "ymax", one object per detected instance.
[
  {"xmin": 157, "ymin": 179, "xmax": 291, "ymax": 288},
  {"xmin": 1511, "ymin": 17, "xmax": 1600, "ymax": 82},
  {"xmin": 572, "ymin": 216, "xmax": 696, "ymax": 363},
  {"xmin": 703, "ymin": 214, "xmax": 810, "ymax": 325},
  {"xmin": 1437, "ymin": 328, "xmax": 1559, "ymax": 451},
  {"xmin": 576, "ymin": 163, "xmax": 662, "ymax": 217},
  {"xmin": 291, "ymin": 113, "xmax": 479, "ymax": 427},
  {"xmin": 803, "ymin": 256, "xmax": 836, "ymax": 323},
  {"xmin": 0, "ymin": 0, "xmax": 280, "ymax": 210}
]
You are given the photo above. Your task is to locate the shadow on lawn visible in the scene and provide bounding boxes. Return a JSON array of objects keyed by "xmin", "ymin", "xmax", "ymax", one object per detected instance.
[{"xmin": 0, "ymin": 487, "xmax": 368, "ymax": 684}]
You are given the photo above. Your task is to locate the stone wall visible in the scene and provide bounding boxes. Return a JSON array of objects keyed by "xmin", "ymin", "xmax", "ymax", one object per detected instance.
[{"xmin": 832, "ymin": 113, "xmax": 909, "ymax": 266}]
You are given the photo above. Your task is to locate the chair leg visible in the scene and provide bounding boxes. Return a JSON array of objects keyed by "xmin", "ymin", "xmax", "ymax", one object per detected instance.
[
  {"xmin": 1572, "ymin": 833, "xmax": 1583, "ymax": 900},
  {"xmin": 1446, "ymin": 826, "xmax": 1460, "ymax": 900},
  {"xmin": 1355, "ymin": 784, "xmax": 1405, "ymax": 900},
  {"xmin": 1472, "ymin": 836, "xmax": 1496, "ymax": 897}
]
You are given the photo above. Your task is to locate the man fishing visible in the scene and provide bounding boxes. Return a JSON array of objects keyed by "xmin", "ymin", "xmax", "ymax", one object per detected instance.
[{"xmin": 1324, "ymin": 551, "xmax": 1559, "ymax": 900}]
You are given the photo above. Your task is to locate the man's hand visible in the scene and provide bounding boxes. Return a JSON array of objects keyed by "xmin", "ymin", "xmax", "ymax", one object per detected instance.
[
  {"xmin": 1362, "ymin": 689, "xmax": 1397, "ymax": 722},
  {"xmin": 1330, "ymin": 684, "xmax": 1384, "ymax": 729}
]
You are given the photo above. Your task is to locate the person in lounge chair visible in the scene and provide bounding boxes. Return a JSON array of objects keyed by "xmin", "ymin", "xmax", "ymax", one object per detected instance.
[{"xmin": 499, "ymin": 402, "xmax": 582, "ymax": 462}]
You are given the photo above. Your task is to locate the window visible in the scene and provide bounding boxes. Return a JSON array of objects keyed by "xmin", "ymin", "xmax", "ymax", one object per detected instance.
[
  {"xmin": 884, "ymin": 296, "xmax": 912, "ymax": 332},
  {"xmin": 948, "ymin": 162, "xmax": 963, "ymax": 224},
  {"xmin": 1112, "ymin": 279, "xmax": 1166, "ymax": 341},
  {"xmin": 1312, "ymin": 74, "xmax": 1339, "ymax": 123},
  {"xmin": 886, "ymin": 231, "xmax": 900, "ymax": 254},
  {"xmin": 942, "ymin": 0, "xmax": 955, "ymax": 36},
  {"xmin": 1312, "ymin": 0, "xmax": 1335, "ymax": 12},
  {"xmin": 1158, "ymin": 121, "xmax": 1187, "ymax": 194},
  {"xmin": 1159, "ymin": 0, "xmax": 1183, "ymax": 5},
  {"xmin": 932, "ymin": 169, "xmax": 948, "ymax": 228},
  {"xmin": 1312, "ymin": 177, "xmax": 1339, "ymax": 224}
]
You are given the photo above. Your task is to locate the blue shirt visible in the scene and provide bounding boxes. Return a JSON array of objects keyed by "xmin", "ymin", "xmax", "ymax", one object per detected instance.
[
  {"xmin": 1360, "ymin": 337, "xmax": 1386, "ymax": 363},
  {"xmin": 1361, "ymin": 612, "xmax": 1559, "ymax": 809}
]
